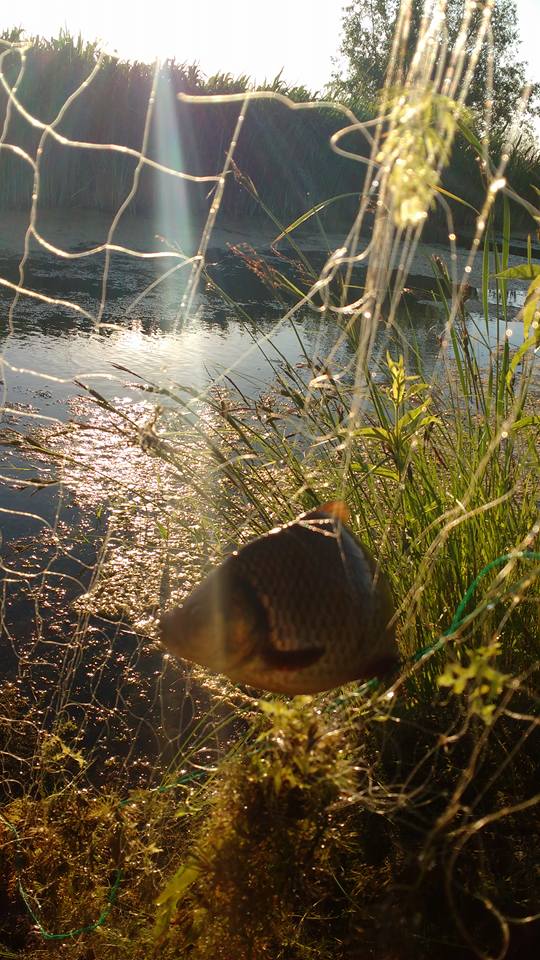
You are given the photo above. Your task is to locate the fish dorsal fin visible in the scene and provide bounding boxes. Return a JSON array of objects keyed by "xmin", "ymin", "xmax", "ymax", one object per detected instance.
[{"xmin": 305, "ymin": 500, "xmax": 350, "ymax": 523}]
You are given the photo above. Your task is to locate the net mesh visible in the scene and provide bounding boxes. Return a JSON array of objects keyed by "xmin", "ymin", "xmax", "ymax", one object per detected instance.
[{"xmin": 0, "ymin": 2, "xmax": 539, "ymax": 957}]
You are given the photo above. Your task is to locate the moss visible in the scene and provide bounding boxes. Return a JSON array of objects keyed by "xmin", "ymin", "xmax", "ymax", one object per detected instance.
[
  {"xmin": 0, "ymin": 775, "xmax": 202, "ymax": 958},
  {"xmin": 156, "ymin": 698, "xmax": 358, "ymax": 959},
  {"xmin": 2, "ymin": 687, "xmax": 539, "ymax": 959},
  {"xmin": 151, "ymin": 690, "xmax": 540, "ymax": 960}
]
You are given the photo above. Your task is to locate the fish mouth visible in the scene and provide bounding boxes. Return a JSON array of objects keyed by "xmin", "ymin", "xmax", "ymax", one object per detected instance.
[{"xmin": 158, "ymin": 605, "xmax": 186, "ymax": 653}]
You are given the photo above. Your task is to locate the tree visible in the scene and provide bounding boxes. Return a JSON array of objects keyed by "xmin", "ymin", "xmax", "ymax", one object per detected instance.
[{"xmin": 331, "ymin": 0, "xmax": 539, "ymax": 131}]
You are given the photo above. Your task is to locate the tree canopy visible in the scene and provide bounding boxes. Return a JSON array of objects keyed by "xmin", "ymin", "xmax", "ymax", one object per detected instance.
[{"xmin": 332, "ymin": 0, "xmax": 539, "ymax": 131}]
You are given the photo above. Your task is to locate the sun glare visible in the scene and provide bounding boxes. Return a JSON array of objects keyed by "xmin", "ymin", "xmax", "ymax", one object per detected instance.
[
  {"xmin": 153, "ymin": 68, "xmax": 195, "ymax": 273},
  {"xmin": 3, "ymin": 1, "xmax": 539, "ymax": 107},
  {"xmin": 6, "ymin": 0, "xmax": 343, "ymax": 91}
]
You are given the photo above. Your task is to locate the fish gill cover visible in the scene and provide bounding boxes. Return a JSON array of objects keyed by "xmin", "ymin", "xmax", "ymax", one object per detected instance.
[{"xmin": 0, "ymin": 2, "xmax": 539, "ymax": 958}]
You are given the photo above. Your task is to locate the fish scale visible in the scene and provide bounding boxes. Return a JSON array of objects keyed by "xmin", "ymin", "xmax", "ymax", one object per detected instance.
[
  {"xmin": 235, "ymin": 518, "xmax": 365, "ymax": 651},
  {"xmin": 159, "ymin": 501, "xmax": 399, "ymax": 694}
]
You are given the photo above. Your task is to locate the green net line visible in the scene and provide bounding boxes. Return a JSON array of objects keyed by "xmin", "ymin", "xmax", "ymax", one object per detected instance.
[
  {"xmin": 1, "ymin": 807, "xmax": 120, "ymax": 941},
  {"xmin": 0, "ymin": 772, "xmax": 206, "ymax": 941},
  {"xmin": 329, "ymin": 551, "xmax": 540, "ymax": 702},
  {"xmin": 1, "ymin": 550, "xmax": 539, "ymax": 941},
  {"xmin": 411, "ymin": 550, "xmax": 540, "ymax": 661}
]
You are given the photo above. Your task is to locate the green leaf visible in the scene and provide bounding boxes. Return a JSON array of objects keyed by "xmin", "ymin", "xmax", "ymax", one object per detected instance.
[
  {"xmin": 510, "ymin": 415, "xmax": 540, "ymax": 431},
  {"xmin": 522, "ymin": 274, "xmax": 540, "ymax": 339},
  {"xmin": 44, "ymin": 734, "xmax": 85, "ymax": 769},
  {"xmin": 494, "ymin": 264, "xmax": 540, "ymax": 280},
  {"xmin": 156, "ymin": 863, "xmax": 200, "ymax": 908},
  {"xmin": 395, "ymin": 400, "xmax": 432, "ymax": 432},
  {"xmin": 350, "ymin": 462, "xmax": 400, "ymax": 481},
  {"xmin": 354, "ymin": 426, "xmax": 392, "ymax": 443},
  {"xmin": 405, "ymin": 382, "xmax": 431, "ymax": 399},
  {"xmin": 271, "ymin": 270, "xmax": 307, "ymax": 298},
  {"xmin": 154, "ymin": 862, "xmax": 200, "ymax": 938},
  {"xmin": 437, "ymin": 669, "xmax": 457, "ymax": 688},
  {"xmin": 457, "ymin": 117, "xmax": 483, "ymax": 153},
  {"xmin": 272, "ymin": 193, "xmax": 359, "ymax": 244},
  {"xmin": 506, "ymin": 334, "xmax": 539, "ymax": 387},
  {"xmin": 434, "ymin": 185, "xmax": 480, "ymax": 214}
]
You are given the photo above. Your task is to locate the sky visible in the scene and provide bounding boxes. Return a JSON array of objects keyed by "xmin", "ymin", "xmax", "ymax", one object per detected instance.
[{"xmin": 2, "ymin": 0, "xmax": 539, "ymax": 93}]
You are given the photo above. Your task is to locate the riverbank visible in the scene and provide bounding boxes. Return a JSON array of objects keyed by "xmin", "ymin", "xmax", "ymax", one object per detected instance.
[{"xmin": 1, "ymin": 208, "xmax": 539, "ymax": 301}]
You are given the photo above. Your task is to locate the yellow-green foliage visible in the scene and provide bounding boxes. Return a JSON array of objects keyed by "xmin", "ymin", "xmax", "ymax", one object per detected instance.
[
  {"xmin": 437, "ymin": 640, "xmax": 509, "ymax": 724},
  {"xmin": 155, "ymin": 697, "xmax": 356, "ymax": 959},
  {"xmin": 377, "ymin": 89, "xmax": 467, "ymax": 228},
  {"xmin": 152, "ymin": 687, "xmax": 540, "ymax": 960},
  {"xmin": 0, "ymin": 777, "xmax": 199, "ymax": 958},
  {"xmin": 2, "ymin": 684, "xmax": 540, "ymax": 960}
]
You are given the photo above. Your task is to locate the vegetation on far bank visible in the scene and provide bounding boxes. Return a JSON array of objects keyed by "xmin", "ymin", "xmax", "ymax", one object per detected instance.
[{"xmin": 0, "ymin": 15, "xmax": 539, "ymax": 236}]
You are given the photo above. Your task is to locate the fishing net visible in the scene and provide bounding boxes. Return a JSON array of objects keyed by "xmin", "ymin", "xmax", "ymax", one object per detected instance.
[{"xmin": 0, "ymin": 2, "xmax": 539, "ymax": 957}]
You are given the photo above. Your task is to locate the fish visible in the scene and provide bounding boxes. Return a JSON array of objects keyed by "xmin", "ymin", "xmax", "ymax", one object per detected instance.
[{"xmin": 159, "ymin": 501, "xmax": 398, "ymax": 695}]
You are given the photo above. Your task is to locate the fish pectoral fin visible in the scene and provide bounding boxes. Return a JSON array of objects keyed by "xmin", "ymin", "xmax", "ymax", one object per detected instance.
[{"xmin": 261, "ymin": 644, "xmax": 325, "ymax": 671}]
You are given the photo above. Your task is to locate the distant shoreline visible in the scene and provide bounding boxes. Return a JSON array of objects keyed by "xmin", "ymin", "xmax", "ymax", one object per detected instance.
[{"xmin": 0, "ymin": 208, "xmax": 537, "ymax": 294}]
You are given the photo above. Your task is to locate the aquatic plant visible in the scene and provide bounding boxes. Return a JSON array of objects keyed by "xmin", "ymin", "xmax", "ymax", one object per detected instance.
[{"xmin": 154, "ymin": 698, "xmax": 357, "ymax": 958}]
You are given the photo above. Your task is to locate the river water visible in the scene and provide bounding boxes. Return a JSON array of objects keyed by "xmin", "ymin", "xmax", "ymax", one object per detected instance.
[{"xmin": 0, "ymin": 239, "xmax": 535, "ymax": 577}]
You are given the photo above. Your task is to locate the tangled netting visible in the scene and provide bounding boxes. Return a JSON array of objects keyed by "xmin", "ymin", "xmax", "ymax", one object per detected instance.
[{"xmin": 0, "ymin": 2, "xmax": 539, "ymax": 958}]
